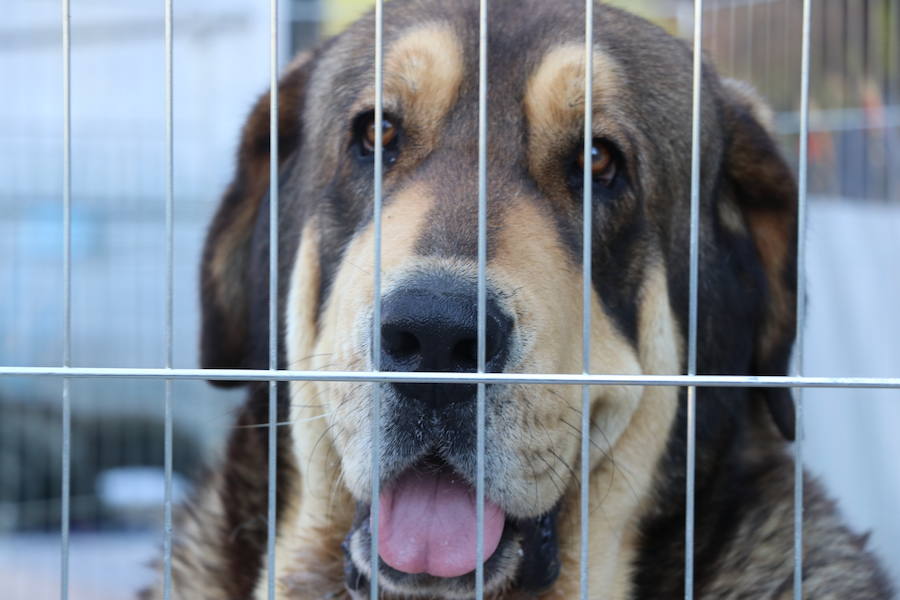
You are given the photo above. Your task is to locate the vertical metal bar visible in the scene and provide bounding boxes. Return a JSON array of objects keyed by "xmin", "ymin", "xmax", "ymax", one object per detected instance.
[
  {"xmin": 794, "ymin": 0, "xmax": 813, "ymax": 597},
  {"xmin": 870, "ymin": 0, "xmax": 884, "ymax": 200},
  {"xmin": 267, "ymin": 0, "xmax": 279, "ymax": 597},
  {"xmin": 60, "ymin": 0, "xmax": 72, "ymax": 597},
  {"xmin": 784, "ymin": 0, "xmax": 791, "ymax": 117},
  {"xmin": 890, "ymin": 0, "xmax": 898, "ymax": 203},
  {"xmin": 728, "ymin": 0, "xmax": 737, "ymax": 76},
  {"xmin": 475, "ymin": 0, "xmax": 488, "ymax": 598},
  {"xmin": 847, "ymin": 0, "xmax": 862, "ymax": 197},
  {"xmin": 370, "ymin": 1, "xmax": 385, "ymax": 598},
  {"xmin": 685, "ymin": 1, "xmax": 703, "ymax": 599},
  {"xmin": 746, "ymin": 0, "xmax": 754, "ymax": 81},
  {"xmin": 709, "ymin": 1, "xmax": 718, "ymax": 69},
  {"xmin": 163, "ymin": 0, "xmax": 175, "ymax": 597},
  {"xmin": 763, "ymin": 0, "xmax": 772, "ymax": 96},
  {"xmin": 580, "ymin": 1, "xmax": 593, "ymax": 599}
]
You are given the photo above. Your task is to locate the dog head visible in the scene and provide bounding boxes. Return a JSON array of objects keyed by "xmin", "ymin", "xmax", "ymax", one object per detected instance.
[{"xmin": 200, "ymin": 1, "xmax": 796, "ymax": 597}]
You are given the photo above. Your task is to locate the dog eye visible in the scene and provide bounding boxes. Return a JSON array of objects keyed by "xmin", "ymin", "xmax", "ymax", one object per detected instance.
[
  {"xmin": 361, "ymin": 114, "xmax": 397, "ymax": 154},
  {"xmin": 577, "ymin": 138, "xmax": 617, "ymax": 186}
]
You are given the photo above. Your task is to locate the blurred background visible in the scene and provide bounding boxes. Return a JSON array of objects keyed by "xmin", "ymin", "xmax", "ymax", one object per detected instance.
[{"xmin": 0, "ymin": 0, "xmax": 897, "ymax": 597}]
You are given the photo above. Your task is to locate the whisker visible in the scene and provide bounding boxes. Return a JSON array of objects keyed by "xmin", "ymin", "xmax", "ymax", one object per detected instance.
[
  {"xmin": 233, "ymin": 413, "xmax": 331, "ymax": 429},
  {"xmin": 559, "ymin": 415, "xmax": 641, "ymax": 510},
  {"xmin": 536, "ymin": 454, "xmax": 565, "ymax": 499},
  {"xmin": 521, "ymin": 451, "xmax": 542, "ymax": 511},
  {"xmin": 308, "ymin": 421, "xmax": 341, "ymax": 477},
  {"xmin": 327, "ymin": 459, "xmax": 348, "ymax": 511},
  {"xmin": 547, "ymin": 447, "xmax": 580, "ymax": 490},
  {"xmin": 342, "ymin": 259, "xmax": 373, "ymax": 276},
  {"xmin": 286, "ymin": 352, "xmax": 336, "ymax": 368},
  {"xmin": 306, "ymin": 383, "xmax": 366, "ymax": 475}
]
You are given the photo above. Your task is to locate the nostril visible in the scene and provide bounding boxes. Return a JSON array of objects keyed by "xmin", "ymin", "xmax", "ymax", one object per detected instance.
[
  {"xmin": 451, "ymin": 338, "xmax": 477, "ymax": 371},
  {"xmin": 485, "ymin": 334, "xmax": 505, "ymax": 370},
  {"xmin": 451, "ymin": 333, "xmax": 508, "ymax": 371},
  {"xmin": 382, "ymin": 326, "xmax": 421, "ymax": 365}
]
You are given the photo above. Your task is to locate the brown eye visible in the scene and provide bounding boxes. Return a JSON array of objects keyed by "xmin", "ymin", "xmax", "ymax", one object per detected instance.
[
  {"xmin": 364, "ymin": 117, "xmax": 397, "ymax": 152},
  {"xmin": 577, "ymin": 139, "xmax": 616, "ymax": 185}
]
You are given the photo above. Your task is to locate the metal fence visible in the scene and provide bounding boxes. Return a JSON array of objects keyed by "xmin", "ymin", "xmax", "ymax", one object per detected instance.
[{"xmin": 1, "ymin": 0, "xmax": 899, "ymax": 599}]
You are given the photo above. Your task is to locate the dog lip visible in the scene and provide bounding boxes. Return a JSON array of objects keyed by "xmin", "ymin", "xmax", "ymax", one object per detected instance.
[
  {"xmin": 413, "ymin": 452, "xmax": 456, "ymax": 475},
  {"xmin": 510, "ymin": 505, "xmax": 562, "ymax": 592},
  {"xmin": 381, "ymin": 451, "xmax": 475, "ymax": 496}
]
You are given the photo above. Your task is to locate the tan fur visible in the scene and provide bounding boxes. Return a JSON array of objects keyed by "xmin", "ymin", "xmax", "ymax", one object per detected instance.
[
  {"xmin": 383, "ymin": 24, "xmax": 464, "ymax": 150},
  {"xmin": 542, "ymin": 265, "xmax": 680, "ymax": 600},
  {"xmin": 746, "ymin": 210, "xmax": 793, "ymax": 361},
  {"xmin": 313, "ymin": 182, "xmax": 437, "ymax": 498},
  {"xmin": 254, "ymin": 219, "xmax": 353, "ymax": 600},
  {"xmin": 268, "ymin": 185, "xmax": 437, "ymax": 599},
  {"xmin": 481, "ymin": 199, "xmax": 646, "ymax": 515},
  {"xmin": 524, "ymin": 45, "xmax": 625, "ymax": 197}
]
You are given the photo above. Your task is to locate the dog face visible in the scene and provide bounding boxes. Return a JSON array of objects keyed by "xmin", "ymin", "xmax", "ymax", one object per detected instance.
[{"xmin": 200, "ymin": 1, "xmax": 797, "ymax": 597}]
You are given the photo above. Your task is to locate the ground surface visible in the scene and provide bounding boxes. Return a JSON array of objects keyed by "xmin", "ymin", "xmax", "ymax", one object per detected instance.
[{"xmin": 0, "ymin": 531, "xmax": 156, "ymax": 600}]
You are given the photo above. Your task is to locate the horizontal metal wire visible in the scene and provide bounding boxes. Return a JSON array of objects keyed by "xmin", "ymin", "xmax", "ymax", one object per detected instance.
[{"xmin": 3, "ymin": 366, "xmax": 900, "ymax": 388}]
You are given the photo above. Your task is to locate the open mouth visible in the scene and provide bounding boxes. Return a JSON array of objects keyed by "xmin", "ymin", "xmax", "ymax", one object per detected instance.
[
  {"xmin": 343, "ymin": 454, "xmax": 561, "ymax": 597},
  {"xmin": 377, "ymin": 454, "xmax": 506, "ymax": 577}
]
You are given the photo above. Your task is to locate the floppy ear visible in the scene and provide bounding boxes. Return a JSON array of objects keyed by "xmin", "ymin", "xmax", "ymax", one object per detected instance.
[
  {"xmin": 721, "ymin": 80, "xmax": 798, "ymax": 440},
  {"xmin": 200, "ymin": 53, "xmax": 314, "ymax": 385}
]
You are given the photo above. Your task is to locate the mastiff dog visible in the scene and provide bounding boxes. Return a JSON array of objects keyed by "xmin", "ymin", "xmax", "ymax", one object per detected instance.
[{"xmin": 142, "ymin": 1, "xmax": 891, "ymax": 598}]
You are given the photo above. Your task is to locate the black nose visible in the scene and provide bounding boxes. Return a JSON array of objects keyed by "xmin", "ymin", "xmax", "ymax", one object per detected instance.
[{"xmin": 379, "ymin": 276, "xmax": 512, "ymax": 405}]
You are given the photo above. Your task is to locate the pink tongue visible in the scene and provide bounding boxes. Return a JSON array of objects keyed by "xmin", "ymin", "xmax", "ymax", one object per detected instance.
[{"xmin": 377, "ymin": 468, "xmax": 505, "ymax": 578}]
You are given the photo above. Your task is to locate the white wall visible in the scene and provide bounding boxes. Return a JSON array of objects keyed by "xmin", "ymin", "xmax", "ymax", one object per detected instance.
[{"xmin": 804, "ymin": 199, "xmax": 900, "ymax": 586}]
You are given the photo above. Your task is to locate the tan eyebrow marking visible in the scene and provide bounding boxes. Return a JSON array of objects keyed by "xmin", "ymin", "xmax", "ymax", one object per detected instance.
[
  {"xmin": 525, "ymin": 44, "xmax": 623, "ymax": 135},
  {"xmin": 524, "ymin": 44, "xmax": 624, "ymax": 188},
  {"xmin": 383, "ymin": 24, "xmax": 464, "ymax": 131}
]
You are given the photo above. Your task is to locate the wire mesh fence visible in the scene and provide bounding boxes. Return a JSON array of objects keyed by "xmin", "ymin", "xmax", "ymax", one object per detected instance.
[{"xmin": 1, "ymin": 0, "xmax": 898, "ymax": 598}]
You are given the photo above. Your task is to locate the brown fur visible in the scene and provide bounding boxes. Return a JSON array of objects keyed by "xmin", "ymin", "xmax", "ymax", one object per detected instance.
[{"xmin": 142, "ymin": 2, "xmax": 892, "ymax": 599}]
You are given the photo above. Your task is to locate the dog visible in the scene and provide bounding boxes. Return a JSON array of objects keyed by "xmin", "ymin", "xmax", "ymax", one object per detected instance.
[{"xmin": 141, "ymin": 1, "xmax": 893, "ymax": 598}]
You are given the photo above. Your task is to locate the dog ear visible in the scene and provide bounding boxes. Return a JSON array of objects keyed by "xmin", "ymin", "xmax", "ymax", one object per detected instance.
[
  {"xmin": 200, "ymin": 53, "xmax": 315, "ymax": 385},
  {"xmin": 721, "ymin": 80, "xmax": 798, "ymax": 440}
]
